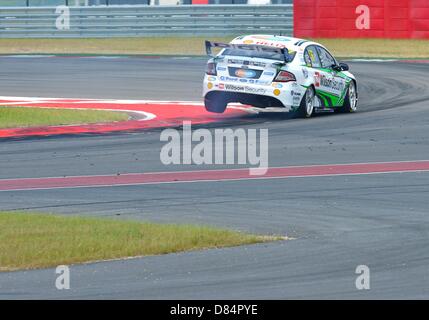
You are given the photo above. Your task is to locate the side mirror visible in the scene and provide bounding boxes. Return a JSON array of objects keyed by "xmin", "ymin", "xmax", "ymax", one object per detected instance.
[
  {"xmin": 338, "ymin": 62, "xmax": 349, "ymax": 71},
  {"xmin": 332, "ymin": 62, "xmax": 349, "ymax": 72}
]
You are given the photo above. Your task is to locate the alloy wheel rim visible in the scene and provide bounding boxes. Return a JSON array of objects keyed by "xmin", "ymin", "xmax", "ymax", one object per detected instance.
[
  {"xmin": 349, "ymin": 83, "xmax": 357, "ymax": 111},
  {"xmin": 306, "ymin": 89, "xmax": 314, "ymax": 115}
]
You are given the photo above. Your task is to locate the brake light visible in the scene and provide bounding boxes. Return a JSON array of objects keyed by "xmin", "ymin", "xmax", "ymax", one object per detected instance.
[
  {"xmin": 205, "ymin": 62, "xmax": 217, "ymax": 76},
  {"xmin": 275, "ymin": 71, "xmax": 296, "ymax": 82}
]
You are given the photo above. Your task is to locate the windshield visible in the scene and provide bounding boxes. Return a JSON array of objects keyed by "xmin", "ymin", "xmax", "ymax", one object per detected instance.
[{"xmin": 221, "ymin": 48, "xmax": 296, "ymax": 62}]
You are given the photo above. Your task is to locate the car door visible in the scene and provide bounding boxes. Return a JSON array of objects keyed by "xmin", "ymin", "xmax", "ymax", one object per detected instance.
[
  {"xmin": 315, "ymin": 46, "xmax": 347, "ymax": 106},
  {"xmin": 303, "ymin": 45, "xmax": 331, "ymax": 108}
]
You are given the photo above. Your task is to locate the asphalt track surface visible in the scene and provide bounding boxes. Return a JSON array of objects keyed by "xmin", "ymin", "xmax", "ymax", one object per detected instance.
[{"xmin": 0, "ymin": 56, "xmax": 429, "ymax": 299}]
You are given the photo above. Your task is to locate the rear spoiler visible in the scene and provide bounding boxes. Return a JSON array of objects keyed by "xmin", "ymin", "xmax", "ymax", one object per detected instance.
[{"xmin": 205, "ymin": 40, "xmax": 295, "ymax": 63}]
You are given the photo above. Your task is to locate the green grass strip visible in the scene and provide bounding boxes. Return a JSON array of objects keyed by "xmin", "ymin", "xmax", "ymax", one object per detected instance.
[
  {"xmin": 0, "ymin": 37, "xmax": 427, "ymax": 58},
  {"xmin": 0, "ymin": 212, "xmax": 281, "ymax": 271},
  {"xmin": 0, "ymin": 106, "xmax": 129, "ymax": 129}
]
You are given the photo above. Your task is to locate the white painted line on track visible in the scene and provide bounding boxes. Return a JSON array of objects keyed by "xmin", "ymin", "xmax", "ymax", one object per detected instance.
[
  {"xmin": 1, "ymin": 169, "xmax": 428, "ymax": 193},
  {"xmin": 0, "ymin": 96, "xmax": 250, "ymax": 110},
  {"xmin": 350, "ymin": 59, "xmax": 398, "ymax": 62}
]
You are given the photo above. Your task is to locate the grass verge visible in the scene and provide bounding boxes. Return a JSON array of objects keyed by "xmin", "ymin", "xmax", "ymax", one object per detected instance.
[
  {"xmin": 0, "ymin": 37, "xmax": 230, "ymax": 56},
  {"xmin": 314, "ymin": 38, "xmax": 429, "ymax": 58},
  {"xmin": 0, "ymin": 37, "xmax": 428, "ymax": 58},
  {"xmin": 0, "ymin": 212, "xmax": 280, "ymax": 271},
  {"xmin": 0, "ymin": 106, "xmax": 129, "ymax": 129}
]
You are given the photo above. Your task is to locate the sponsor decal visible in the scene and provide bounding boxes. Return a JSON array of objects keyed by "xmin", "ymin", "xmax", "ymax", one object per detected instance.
[
  {"xmin": 302, "ymin": 69, "xmax": 309, "ymax": 79},
  {"xmin": 250, "ymin": 35, "xmax": 291, "ymax": 42},
  {"xmin": 220, "ymin": 76, "xmax": 237, "ymax": 82},
  {"xmin": 251, "ymin": 79, "xmax": 270, "ymax": 85},
  {"xmin": 320, "ymin": 74, "xmax": 345, "ymax": 92},
  {"xmin": 243, "ymin": 39, "xmax": 254, "ymax": 44},
  {"xmin": 314, "ymin": 72, "xmax": 320, "ymax": 87},
  {"xmin": 220, "ymin": 76, "xmax": 268, "ymax": 85},
  {"xmin": 227, "ymin": 59, "xmax": 266, "ymax": 67},
  {"xmin": 217, "ymin": 66, "xmax": 227, "ymax": 71},
  {"xmin": 224, "ymin": 84, "xmax": 266, "ymax": 95},
  {"xmin": 253, "ymin": 62, "xmax": 266, "ymax": 67},
  {"xmin": 207, "ymin": 76, "xmax": 217, "ymax": 81},
  {"xmin": 254, "ymin": 41, "xmax": 288, "ymax": 48},
  {"xmin": 221, "ymin": 76, "xmax": 247, "ymax": 83},
  {"xmin": 224, "ymin": 84, "xmax": 243, "ymax": 91},
  {"xmin": 271, "ymin": 83, "xmax": 283, "ymax": 88},
  {"xmin": 291, "ymin": 90, "xmax": 302, "ymax": 105},
  {"xmin": 264, "ymin": 71, "xmax": 275, "ymax": 76},
  {"xmin": 235, "ymin": 69, "xmax": 257, "ymax": 78},
  {"xmin": 218, "ymin": 83, "xmax": 225, "ymax": 90}
]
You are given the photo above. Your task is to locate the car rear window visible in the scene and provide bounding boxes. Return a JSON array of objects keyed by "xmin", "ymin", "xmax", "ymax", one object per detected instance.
[{"xmin": 221, "ymin": 48, "xmax": 296, "ymax": 62}]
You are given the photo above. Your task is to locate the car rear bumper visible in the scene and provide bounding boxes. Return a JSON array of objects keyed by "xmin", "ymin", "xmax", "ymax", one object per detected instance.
[
  {"xmin": 205, "ymin": 91, "xmax": 287, "ymax": 109},
  {"xmin": 203, "ymin": 75, "xmax": 303, "ymax": 112}
]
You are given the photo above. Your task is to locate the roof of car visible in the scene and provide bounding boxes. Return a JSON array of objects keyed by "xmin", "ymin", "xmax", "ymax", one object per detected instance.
[{"xmin": 230, "ymin": 34, "xmax": 317, "ymax": 51}]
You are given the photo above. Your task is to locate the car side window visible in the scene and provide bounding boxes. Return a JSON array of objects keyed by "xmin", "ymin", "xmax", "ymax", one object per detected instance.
[
  {"xmin": 317, "ymin": 46, "xmax": 336, "ymax": 69},
  {"xmin": 304, "ymin": 46, "xmax": 321, "ymax": 68}
]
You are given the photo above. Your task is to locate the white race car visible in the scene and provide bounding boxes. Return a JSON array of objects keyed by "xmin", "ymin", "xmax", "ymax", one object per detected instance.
[{"xmin": 203, "ymin": 35, "xmax": 358, "ymax": 118}]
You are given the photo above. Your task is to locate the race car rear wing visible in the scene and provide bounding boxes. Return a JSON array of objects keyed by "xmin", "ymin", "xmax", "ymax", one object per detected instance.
[{"xmin": 205, "ymin": 40, "xmax": 295, "ymax": 63}]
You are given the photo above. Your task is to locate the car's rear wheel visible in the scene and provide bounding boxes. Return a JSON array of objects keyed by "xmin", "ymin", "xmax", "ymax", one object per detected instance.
[
  {"xmin": 339, "ymin": 81, "xmax": 358, "ymax": 113},
  {"xmin": 204, "ymin": 96, "xmax": 227, "ymax": 113},
  {"xmin": 299, "ymin": 86, "xmax": 315, "ymax": 118}
]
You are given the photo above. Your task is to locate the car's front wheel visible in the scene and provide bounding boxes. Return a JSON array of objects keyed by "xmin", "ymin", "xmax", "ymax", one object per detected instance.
[
  {"xmin": 299, "ymin": 86, "xmax": 315, "ymax": 118},
  {"xmin": 204, "ymin": 96, "xmax": 227, "ymax": 113},
  {"xmin": 339, "ymin": 81, "xmax": 358, "ymax": 113}
]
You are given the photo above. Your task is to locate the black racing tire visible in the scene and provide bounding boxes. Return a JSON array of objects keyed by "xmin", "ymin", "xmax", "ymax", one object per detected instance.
[
  {"xmin": 339, "ymin": 80, "xmax": 358, "ymax": 113},
  {"xmin": 204, "ymin": 96, "xmax": 227, "ymax": 113}
]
